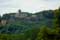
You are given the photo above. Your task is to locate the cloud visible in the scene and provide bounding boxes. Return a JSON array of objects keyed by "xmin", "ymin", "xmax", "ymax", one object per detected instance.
[{"xmin": 0, "ymin": 0, "xmax": 60, "ymax": 15}]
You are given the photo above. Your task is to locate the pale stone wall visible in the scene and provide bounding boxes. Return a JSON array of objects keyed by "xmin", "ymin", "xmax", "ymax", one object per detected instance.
[
  {"xmin": 15, "ymin": 13, "xmax": 28, "ymax": 18},
  {"xmin": 1, "ymin": 20, "xmax": 7, "ymax": 25},
  {"xmin": 31, "ymin": 15, "xmax": 37, "ymax": 17}
]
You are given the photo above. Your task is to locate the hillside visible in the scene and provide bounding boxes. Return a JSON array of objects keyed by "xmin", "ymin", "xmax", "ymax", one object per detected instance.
[
  {"xmin": 0, "ymin": 8, "xmax": 60, "ymax": 40},
  {"xmin": 0, "ymin": 9, "xmax": 55, "ymax": 33}
]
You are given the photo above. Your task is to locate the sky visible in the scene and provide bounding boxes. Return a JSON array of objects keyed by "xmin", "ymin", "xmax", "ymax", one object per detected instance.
[{"xmin": 0, "ymin": 0, "xmax": 60, "ymax": 15}]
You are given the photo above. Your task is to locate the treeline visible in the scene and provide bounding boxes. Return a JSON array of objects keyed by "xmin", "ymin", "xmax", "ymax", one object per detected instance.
[{"xmin": 0, "ymin": 8, "xmax": 60, "ymax": 40}]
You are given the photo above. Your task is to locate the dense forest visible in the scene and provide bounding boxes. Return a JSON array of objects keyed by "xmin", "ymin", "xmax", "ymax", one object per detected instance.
[{"xmin": 0, "ymin": 8, "xmax": 60, "ymax": 40}]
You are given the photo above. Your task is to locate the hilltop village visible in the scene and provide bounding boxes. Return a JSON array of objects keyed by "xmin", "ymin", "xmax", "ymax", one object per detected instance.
[
  {"xmin": 0, "ymin": 9, "xmax": 55, "ymax": 26},
  {"xmin": 0, "ymin": 10, "xmax": 39, "ymax": 25}
]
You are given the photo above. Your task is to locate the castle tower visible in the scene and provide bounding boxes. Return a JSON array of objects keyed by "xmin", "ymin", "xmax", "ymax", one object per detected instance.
[{"xmin": 18, "ymin": 9, "xmax": 21, "ymax": 14}]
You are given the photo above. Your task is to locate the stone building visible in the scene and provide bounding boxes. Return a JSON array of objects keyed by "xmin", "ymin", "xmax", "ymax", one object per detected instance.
[{"xmin": 15, "ymin": 10, "xmax": 30, "ymax": 18}]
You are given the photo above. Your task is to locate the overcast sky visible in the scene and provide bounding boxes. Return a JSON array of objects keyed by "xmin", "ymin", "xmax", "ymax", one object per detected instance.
[{"xmin": 0, "ymin": 0, "xmax": 60, "ymax": 15}]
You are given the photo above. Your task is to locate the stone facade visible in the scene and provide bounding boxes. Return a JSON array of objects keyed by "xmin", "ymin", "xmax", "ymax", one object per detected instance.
[{"xmin": 1, "ymin": 20, "xmax": 7, "ymax": 25}]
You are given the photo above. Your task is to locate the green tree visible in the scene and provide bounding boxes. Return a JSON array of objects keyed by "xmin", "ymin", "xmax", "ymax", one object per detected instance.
[{"xmin": 36, "ymin": 26, "xmax": 51, "ymax": 40}]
